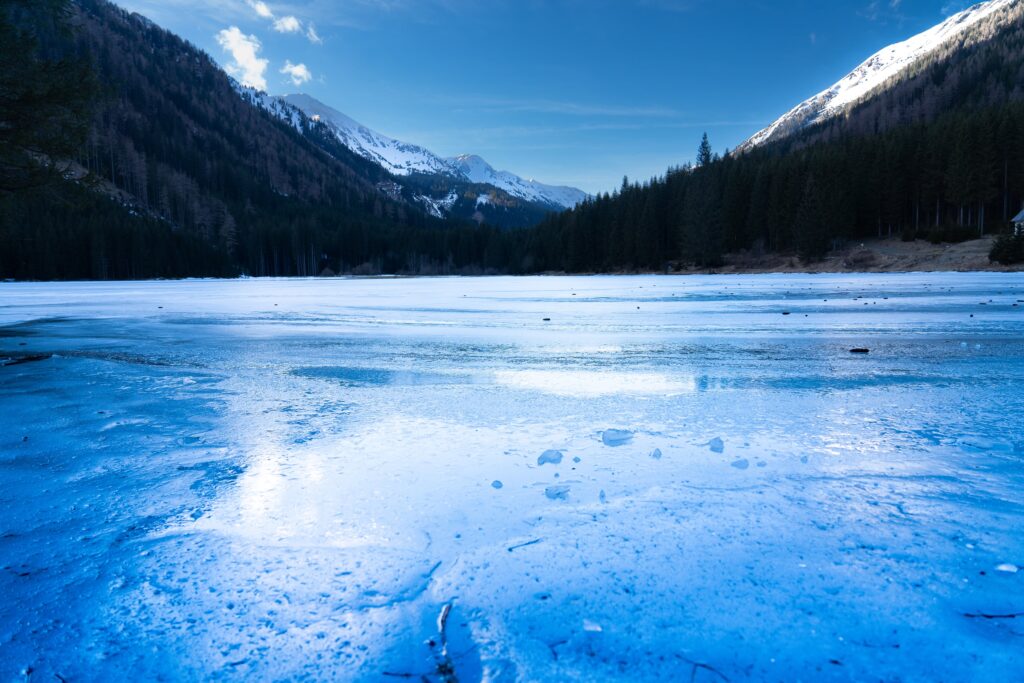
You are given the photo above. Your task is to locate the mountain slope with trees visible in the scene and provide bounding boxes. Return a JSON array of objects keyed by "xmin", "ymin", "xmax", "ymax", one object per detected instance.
[
  {"xmin": 1, "ymin": 0, "xmax": 522, "ymax": 279},
  {"xmin": 517, "ymin": 2, "xmax": 1024, "ymax": 272}
]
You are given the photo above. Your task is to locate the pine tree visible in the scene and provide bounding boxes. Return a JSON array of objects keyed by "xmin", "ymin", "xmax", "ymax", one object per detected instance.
[
  {"xmin": 697, "ymin": 133, "xmax": 713, "ymax": 168},
  {"xmin": 795, "ymin": 176, "xmax": 830, "ymax": 262}
]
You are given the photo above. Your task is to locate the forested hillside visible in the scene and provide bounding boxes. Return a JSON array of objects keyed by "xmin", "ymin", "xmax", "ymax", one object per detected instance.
[
  {"xmin": 1, "ymin": 0, "xmax": 514, "ymax": 279},
  {"xmin": 520, "ymin": 3, "xmax": 1024, "ymax": 271}
]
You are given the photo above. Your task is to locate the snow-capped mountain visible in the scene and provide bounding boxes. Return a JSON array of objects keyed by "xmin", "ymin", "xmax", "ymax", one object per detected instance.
[
  {"xmin": 282, "ymin": 94, "xmax": 588, "ymax": 210},
  {"xmin": 738, "ymin": 0, "xmax": 1018, "ymax": 152},
  {"xmin": 446, "ymin": 154, "xmax": 589, "ymax": 211},
  {"xmin": 282, "ymin": 94, "xmax": 455, "ymax": 178}
]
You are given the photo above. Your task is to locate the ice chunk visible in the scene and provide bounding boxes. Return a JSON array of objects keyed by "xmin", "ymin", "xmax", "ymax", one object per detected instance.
[
  {"xmin": 602, "ymin": 429, "xmax": 633, "ymax": 446},
  {"xmin": 995, "ymin": 563, "xmax": 1019, "ymax": 574},
  {"xmin": 582, "ymin": 619, "xmax": 603, "ymax": 633},
  {"xmin": 537, "ymin": 450, "xmax": 564, "ymax": 466},
  {"xmin": 709, "ymin": 437, "xmax": 725, "ymax": 453},
  {"xmin": 545, "ymin": 485, "xmax": 570, "ymax": 501},
  {"xmin": 491, "ymin": 480, "xmax": 504, "ymax": 490},
  {"xmin": 649, "ymin": 448, "xmax": 663, "ymax": 460},
  {"xmin": 731, "ymin": 459, "xmax": 750, "ymax": 470}
]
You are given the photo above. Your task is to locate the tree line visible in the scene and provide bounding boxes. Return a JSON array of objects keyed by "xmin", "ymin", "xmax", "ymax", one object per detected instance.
[{"xmin": 517, "ymin": 104, "xmax": 1024, "ymax": 272}]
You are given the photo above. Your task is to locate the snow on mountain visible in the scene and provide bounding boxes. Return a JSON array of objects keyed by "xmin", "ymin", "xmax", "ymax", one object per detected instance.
[
  {"xmin": 282, "ymin": 94, "xmax": 456, "ymax": 178},
  {"xmin": 739, "ymin": 0, "xmax": 1017, "ymax": 152},
  {"xmin": 447, "ymin": 154, "xmax": 589, "ymax": 210},
  {"xmin": 234, "ymin": 83, "xmax": 306, "ymax": 132},
  {"xmin": 233, "ymin": 87, "xmax": 589, "ymax": 211},
  {"xmin": 281, "ymin": 95, "xmax": 587, "ymax": 209}
]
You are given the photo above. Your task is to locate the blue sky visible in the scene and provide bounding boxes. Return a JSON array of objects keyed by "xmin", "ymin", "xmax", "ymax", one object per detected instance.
[{"xmin": 117, "ymin": 0, "xmax": 980, "ymax": 194}]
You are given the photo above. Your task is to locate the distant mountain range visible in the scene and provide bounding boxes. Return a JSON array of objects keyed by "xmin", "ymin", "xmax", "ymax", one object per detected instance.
[
  {"xmin": 738, "ymin": 0, "xmax": 1019, "ymax": 152},
  {"xmin": 231, "ymin": 87, "xmax": 586, "ymax": 227},
  {"xmin": 280, "ymin": 94, "xmax": 588, "ymax": 211}
]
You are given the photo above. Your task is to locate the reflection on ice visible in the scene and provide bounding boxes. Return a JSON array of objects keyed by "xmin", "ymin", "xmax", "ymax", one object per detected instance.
[
  {"xmin": 494, "ymin": 369, "xmax": 695, "ymax": 396},
  {"xmin": 1, "ymin": 273, "xmax": 1023, "ymax": 681}
]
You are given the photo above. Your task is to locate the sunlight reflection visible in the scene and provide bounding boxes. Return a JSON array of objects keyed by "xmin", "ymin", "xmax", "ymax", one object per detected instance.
[{"xmin": 494, "ymin": 369, "xmax": 696, "ymax": 397}]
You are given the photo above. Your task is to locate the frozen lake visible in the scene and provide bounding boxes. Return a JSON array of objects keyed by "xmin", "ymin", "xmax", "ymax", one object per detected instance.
[{"xmin": 2, "ymin": 274, "xmax": 1023, "ymax": 681}]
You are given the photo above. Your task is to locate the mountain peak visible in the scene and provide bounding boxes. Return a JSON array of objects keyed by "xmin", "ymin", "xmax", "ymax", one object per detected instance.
[
  {"xmin": 447, "ymin": 154, "xmax": 589, "ymax": 209},
  {"xmin": 738, "ymin": 0, "xmax": 1018, "ymax": 152},
  {"xmin": 281, "ymin": 93, "xmax": 455, "ymax": 178},
  {"xmin": 281, "ymin": 95, "xmax": 588, "ymax": 209},
  {"xmin": 448, "ymin": 154, "xmax": 496, "ymax": 183}
]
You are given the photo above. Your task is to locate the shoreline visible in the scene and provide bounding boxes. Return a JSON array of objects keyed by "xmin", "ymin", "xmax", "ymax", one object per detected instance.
[{"xmin": 2, "ymin": 238, "xmax": 1020, "ymax": 283}]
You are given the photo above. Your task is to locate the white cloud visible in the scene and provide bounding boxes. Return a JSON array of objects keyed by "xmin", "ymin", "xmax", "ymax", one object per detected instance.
[
  {"xmin": 280, "ymin": 61, "xmax": 312, "ymax": 86},
  {"xmin": 216, "ymin": 26, "xmax": 269, "ymax": 91},
  {"xmin": 241, "ymin": 1, "xmax": 321, "ymax": 45},
  {"xmin": 247, "ymin": 0, "xmax": 274, "ymax": 19},
  {"xmin": 273, "ymin": 15, "xmax": 302, "ymax": 33}
]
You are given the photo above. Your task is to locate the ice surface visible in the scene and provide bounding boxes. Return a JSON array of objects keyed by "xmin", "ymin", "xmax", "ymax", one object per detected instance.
[{"xmin": 1, "ymin": 273, "xmax": 1023, "ymax": 681}]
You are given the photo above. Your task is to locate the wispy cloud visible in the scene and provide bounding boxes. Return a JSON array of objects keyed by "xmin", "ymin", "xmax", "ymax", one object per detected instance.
[
  {"xmin": 860, "ymin": 0, "xmax": 906, "ymax": 23},
  {"xmin": 273, "ymin": 15, "xmax": 302, "ymax": 33},
  {"xmin": 245, "ymin": 0, "xmax": 322, "ymax": 43},
  {"xmin": 432, "ymin": 96, "xmax": 682, "ymax": 119},
  {"xmin": 216, "ymin": 26, "xmax": 268, "ymax": 91},
  {"xmin": 280, "ymin": 61, "xmax": 313, "ymax": 86},
  {"xmin": 941, "ymin": 1, "xmax": 971, "ymax": 15},
  {"xmin": 247, "ymin": 0, "xmax": 274, "ymax": 20},
  {"xmin": 403, "ymin": 119, "xmax": 768, "ymax": 142}
]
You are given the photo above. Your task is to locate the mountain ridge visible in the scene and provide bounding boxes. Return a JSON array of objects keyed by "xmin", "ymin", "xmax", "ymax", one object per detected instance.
[
  {"xmin": 738, "ymin": 0, "xmax": 1019, "ymax": 153},
  {"xmin": 281, "ymin": 94, "xmax": 588, "ymax": 210}
]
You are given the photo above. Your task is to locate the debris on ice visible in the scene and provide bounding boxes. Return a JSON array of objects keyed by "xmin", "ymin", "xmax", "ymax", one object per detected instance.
[
  {"xmin": 602, "ymin": 429, "xmax": 633, "ymax": 446},
  {"xmin": 545, "ymin": 485, "xmax": 570, "ymax": 501},
  {"xmin": 537, "ymin": 450, "xmax": 564, "ymax": 466}
]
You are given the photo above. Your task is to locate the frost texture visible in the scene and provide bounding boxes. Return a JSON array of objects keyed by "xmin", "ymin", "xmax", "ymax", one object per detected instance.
[{"xmin": 1, "ymin": 273, "xmax": 1023, "ymax": 680}]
